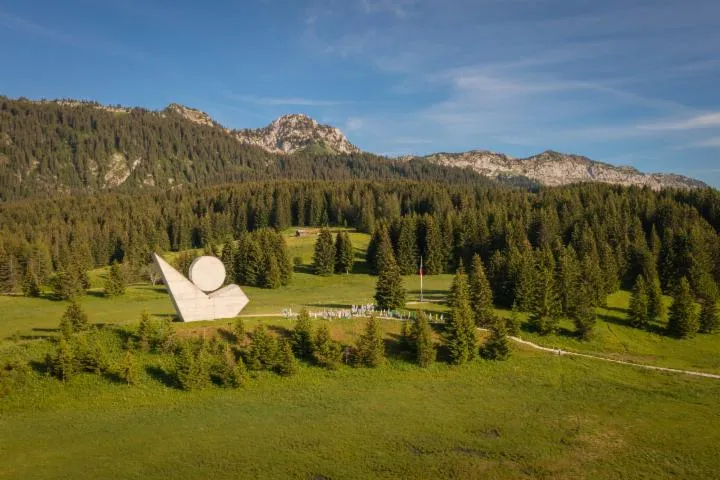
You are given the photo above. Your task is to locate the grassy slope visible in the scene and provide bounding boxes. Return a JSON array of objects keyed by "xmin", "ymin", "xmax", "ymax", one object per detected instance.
[
  {"xmin": 2, "ymin": 230, "xmax": 720, "ymax": 374},
  {"xmin": 1, "ymin": 340, "xmax": 719, "ymax": 479},
  {"xmin": 2, "ymin": 229, "xmax": 720, "ymax": 478}
]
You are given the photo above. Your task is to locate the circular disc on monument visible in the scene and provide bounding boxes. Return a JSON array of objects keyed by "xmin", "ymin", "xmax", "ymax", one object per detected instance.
[{"xmin": 188, "ymin": 256, "xmax": 226, "ymax": 292}]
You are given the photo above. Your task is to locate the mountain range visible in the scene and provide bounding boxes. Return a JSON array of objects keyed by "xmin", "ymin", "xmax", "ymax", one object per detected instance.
[
  {"xmin": 168, "ymin": 102, "xmax": 707, "ymax": 190},
  {"xmin": 0, "ymin": 97, "xmax": 707, "ymax": 201}
]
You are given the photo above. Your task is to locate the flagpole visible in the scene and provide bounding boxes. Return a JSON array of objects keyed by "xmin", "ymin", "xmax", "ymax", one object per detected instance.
[{"xmin": 420, "ymin": 256, "xmax": 423, "ymax": 303}]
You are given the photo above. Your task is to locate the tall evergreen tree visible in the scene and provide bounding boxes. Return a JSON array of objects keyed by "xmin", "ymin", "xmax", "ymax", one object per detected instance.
[
  {"xmin": 275, "ymin": 339, "xmax": 299, "ymax": 376},
  {"xmin": 220, "ymin": 242, "xmax": 236, "ymax": 284},
  {"xmin": 395, "ymin": 216, "xmax": 418, "ymax": 275},
  {"xmin": 355, "ymin": 316, "xmax": 386, "ymax": 367},
  {"xmin": 51, "ymin": 337, "xmax": 75, "ymax": 382},
  {"xmin": 60, "ymin": 300, "xmax": 89, "ymax": 337},
  {"xmin": 21, "ymin": 265, "xmax": 41, "ymax": 297},
  {"xmin": 646, "ymin": 275, "xmax": 666, "ymax": 322},
  {"xmin": 104, "ymin": 262, "xmax": 126, "ymax": 297},
  {"xmin": 469, "ymin": 254, "xmax": 494, "ymax": 326},
  {"xmin": 374, "ymin": 243, "xmax": 406, "ymax": 310},
  {"xmin": 291, "ymin": 308, "xmax": 314, "ymax": 360},
  {"xmin": 263, "ymin": 255, "xmax": 282, "ymax": 289},
  {"xmin": 313, "ymin": 228, "xmax": 335, "ymax": 276},
  {"xmin": 628, "ymin": 275, "xmax": 650, "ymax": 329},
  {"xmin": 571, "ymin": 283, "xmax": 597, "ymax": 340},
  {"xmin": 421, "ymin": 215, "xmax": 445, "ymax": 275},
  {"xmin": 312, "ymin": 324, "xmax": 343, "ymax": 369},
  {"xmin": 0, "ymin": 246, "xmax": 21, "ymax": 294},
  {"xmin": 334, "ymin": 231, "xmax": 354, "ymax": 274},
  {"xmin": 699, "ymin": 298, "xmax": 719, "ymax": 334},
  {"xmin": 527, "ymin": 254, "xmax": 561, "ymax": 335},
  {"xmin": 445, "ymin": 267, "xmax": 477, "ymax": 364},
  {"xmin": 481, "ymin": 318, "xmax": 511, "ymax": 360},
  {"xmin": 412, "ymin": 311, "xmax": 436, "ymax": 367},
  {"xmin": 667, "ymin": 277, "xmax": 700, "ymax": 338}
]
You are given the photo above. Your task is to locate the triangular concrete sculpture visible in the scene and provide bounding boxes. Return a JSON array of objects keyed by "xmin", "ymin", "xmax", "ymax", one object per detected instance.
[{"xmin": 153, "ymin": 253, "xmax": 249, "ymax": 322}]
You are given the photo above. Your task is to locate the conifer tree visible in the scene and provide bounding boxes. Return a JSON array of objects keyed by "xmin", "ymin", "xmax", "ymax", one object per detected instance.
[
  {"xmin": 469, "ymin": 254, "xmax": 494, "ymax": 326},
  {"xmin": 0, "ymin": 247, "xmax": 20, "ymax": 294},
  {"xmin": 313, "ymin": 228, "xmax": 335, "ymax": 276},
  {"xmin": 232, "ymin": 317, "xmax": 245, "ymax": 343},
  {"xmin": 119, "ymin": 350, "xmax": 139, "ymax": 385},
  {"xmin": 667, "ymin": 277, "xmax": 700, "ymax": 338},
  {"xmin": 51, "ymin": 268, "xmax": 83, "ymax": 300},
  {"xmin": 104, "ymin": 262, "xmax": 126, "ymax": 297},
  {"xmin": 263, "ymin": 254, "xmax": 282, "ymax": 289},
  {"xmin": 374, "ymin": 243, "xmax": 406, "ymax": 310},
  {"xmin": 312, "ymin": 324, "xmax": 342, "ymax": 369},
  {"xmin": 51, "ymin": 337, "xmax": 75, "ymax": 382},
  {"xmin": 646, "ymin": 275, "xmax": 666, "ymax": 322},
  {"xmin": 699, "ymin": 298, "xmax": 719, "ymax": 334},
  {"xmin": 421, "ymin": 215, "xmax": 445, "ymax": 275},
  {"xmin": 629, "ymin": 275, "xmax": 650, "ymax": 329},
  {"xmin": 60, "ymin": 301, "xmax": 89, "ymax": 336},
  {"xmin": 482, "ymin": 318, "xmax": 510, "ymax": 360},
  {"xmin": 334, "ymin": 231, "xmax": 354, "ymax": 274},
  {"xmin": 527, "ymin": 256, "xmax": 561, "ymax": 335},
  {"xmin": 355, "ymin": 316, "xmax": 386, "ymax": 367},
  {"xmin": 445, "ymin": 267, "xmax": 477, "ymax": 364},
  {"xmin": 571, "ymin": 284, "xmax": 597, "ymax": 340},
  {"xmin": 21, "ymin": 265, "xmax": 41, "ymax": 297},
  {"xmin": 395, "ymin": 216, "xmax": 418, "ymax": 275},
  {"xmin": 247, "ymin": 324, "xmax": 278, "ymax": 370},
  {"xmin": 507, "ymin": 302, "xmax": 522, "ymax": 337},
  {"xmin": 275, "ymin": 339, "xmax": 299, "ymax": 376},
  {"xmin": 291, "ymin": 308, "xmax": 314, "ymax": 360},
  {"xmin": 221, "ymin": 242, "xmax": 236, "ymax": 284},
  {"xmin": 412, "ymin": 311, "xmax": 436, "ymax": 367},
  {"xmin": 556, "ymin": 246, "xmax": 580, "ymax": 315}
]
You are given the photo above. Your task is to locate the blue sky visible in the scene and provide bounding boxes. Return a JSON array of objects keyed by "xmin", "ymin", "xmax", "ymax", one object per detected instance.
[{"xmin": 1, "ymin": 0, "xmax": 719, "ymax": 186}]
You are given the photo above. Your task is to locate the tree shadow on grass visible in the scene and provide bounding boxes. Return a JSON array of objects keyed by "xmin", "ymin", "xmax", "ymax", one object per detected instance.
[
  {"xmin": 217, "ymin": 328, "xmax": 237, "ymax": 344},
  {"xmin": 598, "ymin": 313, "xmax": 668, "ymax": 336},
  {"xmin": 407, "ymin": 289, "xmax": 447, "ymax": 301},
  {"xmin": 351, "ymin": 261, "xmax": 371, "ymax": 275},
  {"xmin": 603, "ymin": 305, "xmax": 629, "ymax": 315},
  {"xmin": 293, "ymin": 265, "xmax": 315, "ymax": 275},
  {"xmin": 102, "ymin": 371, "xmax": 126, "ymax": 385},
  {"xmin": 267, "ymin": 325, "xmax": 291, "ymax": 338},
  {"xmin": 383, "ymin": 333, "xmax": 412, "ymax": 361},
  {"xmin": 145, "ymin": 365, "xmax": 177, "ymax": 388},
  {"xmin": 308, "ymin": 302, "xmax": 354, "ymax": 309},
  {"xmin": 29, "ymin": 360, "xmax": 49, "ymax": 375}
]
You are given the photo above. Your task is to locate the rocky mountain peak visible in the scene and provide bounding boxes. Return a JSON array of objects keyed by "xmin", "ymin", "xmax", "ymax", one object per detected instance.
[
  {"xmin": 423, "ymin": 150, "xmax": 706, "ymax": 190},
  {"xmin": 233, "ymin": 114, "xmax": 359, "ymax": 155},
  {"xmin": 165, "ymin": 103, "xmax": 219, "ymax": 128}
]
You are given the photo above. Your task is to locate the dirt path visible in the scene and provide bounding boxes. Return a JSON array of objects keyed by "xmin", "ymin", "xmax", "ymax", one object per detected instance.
[
  {"xmin": 239, "ymin": 311, "xmax": 720, "ymax": 380},
  {"xmin": 480, "ymin": 328, "xmax": 720, "ymax": 380}
]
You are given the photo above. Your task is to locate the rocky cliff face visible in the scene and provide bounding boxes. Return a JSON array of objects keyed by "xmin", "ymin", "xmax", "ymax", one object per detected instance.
[
  {"xmin": 233, "ymin": 114, "xmax": 359, "ymax": 155},
  {"xmin": 423, "ymin": 150, "xmax": 707, "ymax": 190},
  {"xmin": 166, "ymin": 103, "xmax": 221, "ymax": 129}
]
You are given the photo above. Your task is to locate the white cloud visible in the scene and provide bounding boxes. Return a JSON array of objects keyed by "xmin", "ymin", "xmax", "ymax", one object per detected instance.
[
  {"xmin": 692, "ymin": 137, "xmax": 720, "ymax": 148},
  {"xmin": 639, "ymin": 113, "xmax": 720, "ymax": 131}
]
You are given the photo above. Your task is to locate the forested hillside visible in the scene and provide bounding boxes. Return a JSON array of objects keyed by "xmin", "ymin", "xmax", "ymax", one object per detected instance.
[
  {"xmin": 1, "ymin": 181, "xmax": 718, "ymax": 315},
  {"xmin": 0, "ymin": 97, "xmax": 516, "ymax": 201}
]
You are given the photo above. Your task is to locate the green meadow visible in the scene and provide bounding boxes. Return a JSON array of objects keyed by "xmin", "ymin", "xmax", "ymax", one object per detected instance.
[{"xmin": 1, "ymin": 229, "xmax": 720, "ymax": 479}]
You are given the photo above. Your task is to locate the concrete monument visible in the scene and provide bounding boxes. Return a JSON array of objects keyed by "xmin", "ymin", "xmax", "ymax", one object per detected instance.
[{"xmin": 153, "ymin": 253, "xmax": 249, "ymax": 322}]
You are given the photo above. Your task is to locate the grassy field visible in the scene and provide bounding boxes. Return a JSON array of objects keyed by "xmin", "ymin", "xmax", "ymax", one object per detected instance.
[
  {"xmin": 1, "ymin": 326, "xmax": 719, "ymax": 479},
  {"xmin": 2, "ymin": 229, "xmax": 720, "ymax": 478},
  {"xmin": 2, "ymin": 229, "xmax": 719, "ymax": 374}
]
